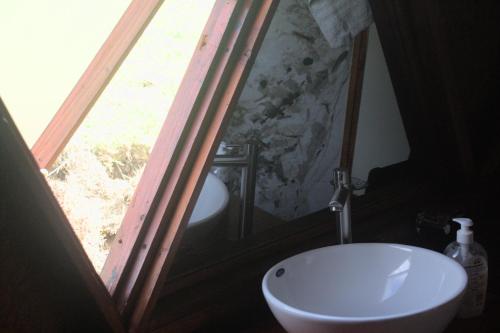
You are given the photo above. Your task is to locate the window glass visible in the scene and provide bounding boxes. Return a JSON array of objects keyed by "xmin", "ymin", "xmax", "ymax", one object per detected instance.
[
  {"xmin": 44, "ymin": 0, "xmax": 216, "ymax": 272},
  {"xmin": 0, "ymin": 0, "xmax": 132, "ymax": 146}
]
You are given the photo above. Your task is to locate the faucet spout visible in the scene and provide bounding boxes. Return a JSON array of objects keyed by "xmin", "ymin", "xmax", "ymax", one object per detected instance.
[
  {"xmin": 329, "ymin": 186, "xmax": 349, "ymax": 212},
  {"xmin": 328, "ymin": 168, "xmax": 352, "ymax": 244}
]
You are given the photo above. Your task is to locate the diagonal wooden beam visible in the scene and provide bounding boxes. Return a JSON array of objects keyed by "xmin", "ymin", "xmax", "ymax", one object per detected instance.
[
  {"xmin": 117, "ymin": 2, "xmax": 260, "ymax": 316},
  {"xmin": 100, "ymin": 0, "xmax": 243, "ymax": 301},
  {"xmin": 128, "ymin": 1, "xmax": 280, "ymax": 330},
  {"xmin": 0, "ymin": 99, "xmax": 125, "ymax": 333},
  {"xmin": 31, "ymin": 0, "xmax": 165, "ymax": 169},
  {"xmin": 100, "ymin": 0, "xmax": 280, "ymax": 330}
]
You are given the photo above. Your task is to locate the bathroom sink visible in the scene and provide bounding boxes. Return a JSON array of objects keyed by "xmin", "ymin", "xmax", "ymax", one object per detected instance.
[{"xmin": 262, "ymin": 243, "xmax": 467, "ymax": 333}]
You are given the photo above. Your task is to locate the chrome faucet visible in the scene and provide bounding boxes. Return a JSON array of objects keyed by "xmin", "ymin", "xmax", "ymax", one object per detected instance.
[{"xmin": 329, "ymin": 168, "xmax": 352, "ymax": 244}]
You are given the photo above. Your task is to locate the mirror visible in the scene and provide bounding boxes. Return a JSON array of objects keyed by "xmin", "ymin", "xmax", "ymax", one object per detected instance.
[
  {"xmin": 350, "ymin": 25, "xmax": 409, "ymax": 194},
  {"xmin": 175, "ymin": 1, "xmax": 410, "ymax": 261},
  {"xmin": 177, "ymin": 0, "xmax": 349, "ymax": 254}
]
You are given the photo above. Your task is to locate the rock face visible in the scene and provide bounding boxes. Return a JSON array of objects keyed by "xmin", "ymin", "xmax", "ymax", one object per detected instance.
[{"xmin": 221, "ymin": 0, "xmax": 353, "ymax": 220}]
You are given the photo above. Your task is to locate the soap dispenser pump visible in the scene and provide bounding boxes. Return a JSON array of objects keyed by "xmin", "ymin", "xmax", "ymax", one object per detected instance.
[{"xmin": 444, "ymin": 218, "xmax": 488, "ymax": 318}]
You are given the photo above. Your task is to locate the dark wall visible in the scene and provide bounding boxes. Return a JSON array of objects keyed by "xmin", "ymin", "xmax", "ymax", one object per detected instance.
[
  {"xmin": 370, "ymin": 0, "xmax": 500, "ymax": 191},
  {"xmin": 0, "ymin": 100, "xmax": 118, "ymax": 332}
]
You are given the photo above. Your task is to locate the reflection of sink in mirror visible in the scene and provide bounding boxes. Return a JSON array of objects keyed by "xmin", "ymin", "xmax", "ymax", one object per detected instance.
[
  {"xmin": 262, "ymin": 243, "xmax": 467, "ymax": 333},
  {"xmin": 184, "ymin": 172, "xmax": 229, "ymax": 242}
]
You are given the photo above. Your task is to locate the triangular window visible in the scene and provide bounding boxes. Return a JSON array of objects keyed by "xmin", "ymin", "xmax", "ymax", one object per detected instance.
[{"xmin": 0, "ymin": 0, "xmax": 279, "ymax": 329}]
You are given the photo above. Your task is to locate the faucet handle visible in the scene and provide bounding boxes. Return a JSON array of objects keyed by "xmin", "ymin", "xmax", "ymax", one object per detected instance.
[
  {"xmin": 331, "ymin": 168, "xmax": 350, "ymax": 188},
  {"xmin": 331, "ymin": 168, "xmax": 342, "ymax": 187}
]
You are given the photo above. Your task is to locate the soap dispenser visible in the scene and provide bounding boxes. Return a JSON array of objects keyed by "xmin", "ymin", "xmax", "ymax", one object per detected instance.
[{"xmin": 444, "ymin": 218, "xmax": 488, "ymax": 318}]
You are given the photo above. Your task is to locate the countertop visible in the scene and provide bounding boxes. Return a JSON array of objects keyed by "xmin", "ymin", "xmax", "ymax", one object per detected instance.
[{"xmin": 243, "ymin": 211, "xmax": 500, "ymax": 332}]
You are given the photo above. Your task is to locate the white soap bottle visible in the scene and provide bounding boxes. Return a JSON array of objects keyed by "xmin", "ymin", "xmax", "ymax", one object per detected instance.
[{"xmin": 444, "ymin": 218, "xmax": 488, "ymax": 318}]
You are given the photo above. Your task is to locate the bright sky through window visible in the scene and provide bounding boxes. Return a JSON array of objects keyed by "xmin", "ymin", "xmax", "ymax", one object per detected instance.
[
  {"xmin": 0, "ymin": 0, "xmax": 132, "ymax": 146},
  {"xmin": 0, "ymin": 0, "xmax": 216, "ymax": 272}
]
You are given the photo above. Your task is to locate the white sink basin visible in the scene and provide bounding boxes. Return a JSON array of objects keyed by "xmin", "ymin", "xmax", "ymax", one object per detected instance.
[{"xmin": 262, "ymin": 243, "xmax": 467, "ymax": 333}]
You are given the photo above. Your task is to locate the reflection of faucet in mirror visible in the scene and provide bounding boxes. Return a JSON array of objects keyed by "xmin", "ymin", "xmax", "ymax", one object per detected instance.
[
  {"xmin": 213, "ymin": 143, "xmax": 258, "ymax": 239},
  {"xmin": 329, "ymin": 168, "xmax": 352, "ymax": 244}
]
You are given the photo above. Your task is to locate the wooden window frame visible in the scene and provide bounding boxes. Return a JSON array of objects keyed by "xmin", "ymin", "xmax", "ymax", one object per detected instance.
[
  {"xmin": 26, "ymin": 0, "xmax": 279, "ymax": 330},
  {"xmin": 341, "ymin": 30, "xmax": 369, "ymax": 171},
  {"xmin": 32, "ymin": 0, "xmax": 165, "ymax": 169}
]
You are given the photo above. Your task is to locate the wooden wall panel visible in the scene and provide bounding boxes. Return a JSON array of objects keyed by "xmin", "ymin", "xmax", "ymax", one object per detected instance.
[
  {"xmin": 0, "ymin": 100, "xmax": 123, "ymax": 332},
  {"xmin": 369, "ymin": 0, "xmax": 500, "ymax": 186}
]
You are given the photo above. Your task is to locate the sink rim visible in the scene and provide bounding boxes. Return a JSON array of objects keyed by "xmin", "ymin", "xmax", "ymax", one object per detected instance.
[{"xmin": 262, "ymin": 243, "xmax": 467, "ymax": 323}]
